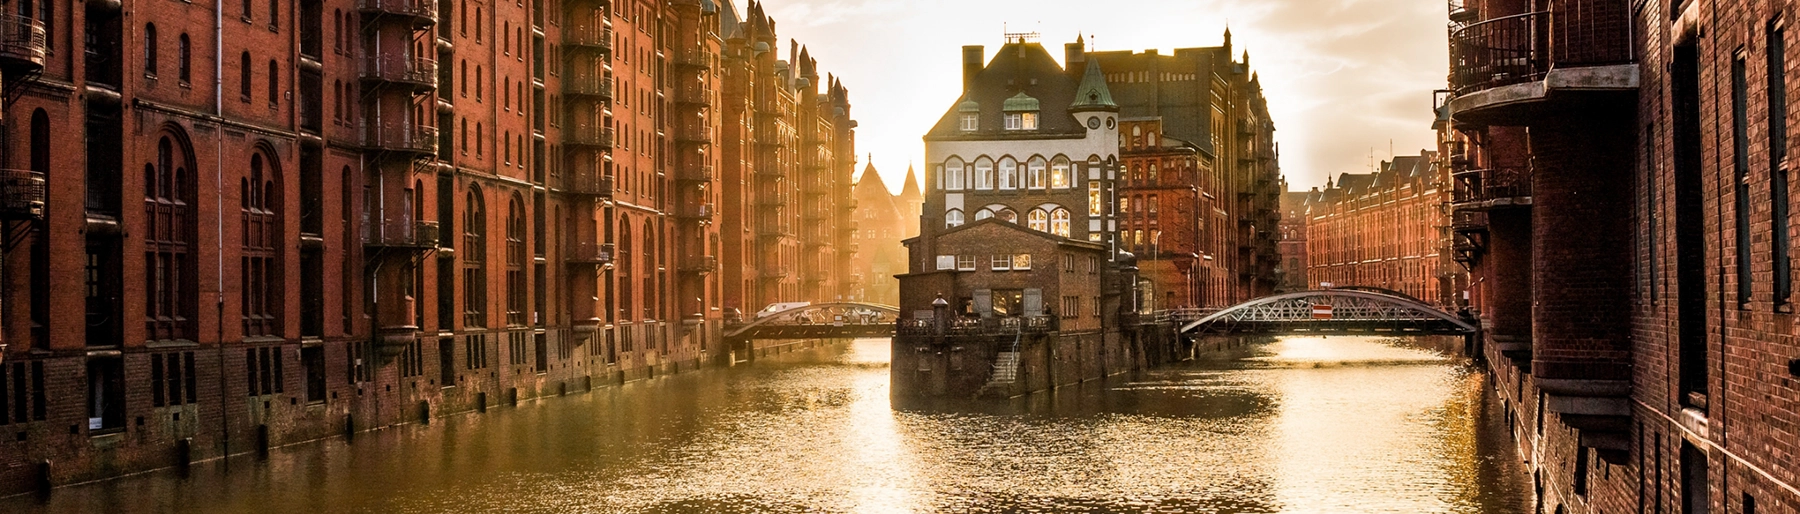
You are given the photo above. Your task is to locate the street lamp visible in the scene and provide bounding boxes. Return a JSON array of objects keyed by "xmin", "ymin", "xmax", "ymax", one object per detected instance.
[{"xmin": 932, "ymin": 293, "xmax": 949, "ymax": 336}]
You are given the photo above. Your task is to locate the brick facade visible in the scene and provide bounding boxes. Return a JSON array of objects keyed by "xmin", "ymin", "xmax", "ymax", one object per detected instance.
[
  {"xmin": 0, "ymin": 0, "xmax": 859, "ymax": 493},
  {"xmin": 1448, "ymin": 0, "xmax": 1800, "ymax": 511},
  {"xmin": 1300, "ymin": 152, "xmax": 1462, "ymax": 307}
]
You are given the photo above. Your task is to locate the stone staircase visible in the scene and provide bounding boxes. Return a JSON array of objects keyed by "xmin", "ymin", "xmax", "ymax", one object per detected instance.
[{"xmin": 988, "ymin": 352, "xmax": 1020, "ymax": 384}]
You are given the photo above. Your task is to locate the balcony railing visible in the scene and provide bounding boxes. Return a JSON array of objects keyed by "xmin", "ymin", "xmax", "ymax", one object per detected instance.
[
  {"xmin": 566, "ymin": 124, "xmax": 615, "ymax": 148},
  {"xmin": 565, "ymin": 242, "xmax": 615, "ymax": 266},
  {"xmin": 1449, "ymin": 3, "xmax": 1633, "ymax": 94},
  {"xmin": 364, "ymin": 220, "xmax": 440, "ymax": 249},
  {"xmin": 362, "ymin": 54, "xmax": 438, "ymax": 90},
  {"xmin": 0, "ymin": 14, "xmax": 48, "ymax": 72},
  {"xmin": 760, "ymin": 266, "xmax": 792, "ymax": 279},
  {"xmin": 676, "ymin": 165, "xmax": 714, "ymax": 182},
  {"xmin": 565, "ymin": 74, "xmax": 613, "ymax": 99},
  {"xmin": 564, "ymin": 23, "xmax": 613, "ymax": 52},
  {"xmin": 559, "ymin": 172, "xmax": 613, "ymax": 198},
  {"xmin": 1452, "ymin": 211, "xmax": 1488, "ymax": 232},
  {"xmin": 0, "ymin": 169, "xmax": 45, "ymax": 220},
  {"xmin": 759, "ymin": 223, "xmax": 793, "ymax": 237},
  {"xmin": 358, "ymin": 0, "xmax": 439, "ymax": 23},
  {"xmin": 361, "ymin": 124, "xmax": 438, "ymax": 155},
  {"xmin": 896, "ymin": 315, "xmax": 1059, "ymax": 337},
  {"xmin": 675, "ymin": 204, "xmax": 714, "ymax": 220},
  {"xmin": 1453, "ymin": 167, "xmax": 1532, "ymax": 206},
  {"xmin": 679, "ymin": 255, "xmax": 718, "ymax": 273}
]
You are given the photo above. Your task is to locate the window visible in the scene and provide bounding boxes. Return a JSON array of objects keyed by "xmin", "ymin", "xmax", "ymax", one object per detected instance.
[
  {"xmin": 996, "ymin": 208, "xmax": 1017, "ymax": 224},
  {"xmin": 269, "ymin": 0, "xmax": 279, "ymax": 27},
  {"xmin": 975, "ymin": 157, "xmax": 993, "ymax": 190},
  {"xmin": 1050, "ymin": 208, "xmax": 1071, "ymax": 238},
  {"xmin": 991, "ymin": 157, "xmax": 1009, "ymax": 190},
  {"xmin": 144, "ymin": 24, "xmax": 157, "ymax": 76},
  {"xmin": 1734, "ymin": 54, "xmax": 1752, "ymax": 306},
  {"xmin": 178, "ymin": 34, "xmax": 191, "ymax": 82},
  {"xmin": 239, "ymin": 52, "xmax": 252, "ymax": 101},
  {"xmin": 991, "ymin": 255, "xmax": 1012, "ymax": 271},
  {"xmin": 245, "ymin": 346, "xmax": 285, "ymax": 395},
  {"xmin": 87, "ymin": 358, "xmax": 125, "ymax": 432},
  {"xmin": 1028, "ymin": 209, "xmax": 1048, "ymax": 232},
  {"xmin": 1063, "ymin": 254, "xmax": 1075, "ymax": 272},
  {"xmin": 1149, "ymin": 196, "xmax": 1160, "ymax": 214},
  {"xmin": 974, "ymin": 208, "xmax": 994, "ymax": 221},
  {"xmin": 1022, "ymin": 112, "xmax": 1038, "ymax": 130},
  {"xmin": 1681, "ymin": 442, "xmax": 1708, "ymax": 514},
  {"xmin": 1012, "ymin": 254, "xmax": 1032, "ymax": 270},
  {"xmin": 506, "ymin": 196, "xmax": 527, "ymax": 326},
  {"xmin": 268, "ymin": 60, "xmax": 280, "ymax": 105},
  {"xmin": 146, "ymin": 136, "xmax": 195, "ymax": 341},
  {"xmin": 1005, "ymin": 113, "xmax": 1021, "ymax": 130},
  {"xmin": 960, "ymin": 113, "xmax": 977, "ymax": 131},
  {"xmin": 1062, "ymin": 296, "xmax": 1079, "ymax": 318},
  {"xmin": 302, "ymin": 346, "xmax": 326, "ymax": 402},
  {"xmin": 956, "ymin": 255, "xmax": 977, "ymax": 271},
  {"xmin": 149, "ymin": 352, "xmax": 197, "ymax": 407},
  {"xmin": 1772, "ymin": 22, "xmax": 1792, "ymax": 308},
  {"xmin": 945, "ymin": 209, "xmax": 964, "ymax": 228},
  {"xmin": 242, "ymin": 152, "xmax": 280, "ymax": 337},
  {"xmin": 936, "ymin": 255, "xmax": 955, "ymax": 271},
  {"xmin": 1050, "ymin": 156, "xmax": 1071, "ymax": 188},
  {"xmin": 946, "ymin": 158, "xmax": 965, "ymax": 191},
  {"xmin": 464, "ymin": 189, "xmax": 487, "ymax": 327},
  {"xmin": 1092, "ymin": 296, "xmax": 1101, "ymax": 317},
  {"xmin": 1027, "ymin": 156, "xmax": 1047, "ymax": 189},
  {"xmin": 1089, "ymin": 182, "xmax": 1102, "ymax": 216},
  {"xmin": 464, "ymin": 334, "xmax": 490, "ymax": 369}
]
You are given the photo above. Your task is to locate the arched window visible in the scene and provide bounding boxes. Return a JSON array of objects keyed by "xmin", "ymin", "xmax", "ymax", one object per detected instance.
[
  {"xmin": 239, "ymin": 52, "xmax": 252, "ymax": 100},
  {"xmin": 463, "ymin": 188, "xmax": 487, "ymax": 327},
  {"xmin": 144, "ymin": 24, "xmax": 158, "ymax": 75},
  {"xmin": 642, "ymin": 220, "xmax": 657, "ymax": 320},
  {"xmin": 974, "ymin": 208, "xmax": 994, "ymax": 221},
  {"xmin": 178, "ymin": 34, "xmax": 191, "ymax": 82},
  {"xmin": 1028, "ymin": 209, "xmax": 1048, "ymax": 232},
  {"xmin": 619, "ymin": 221, "xmax": 634, "ymax": 322},
  {"xmin": 146, "ymin": 134, "xmax": 197, "ymax": 341},
  {"xmin": 945, "ymin": 209, "xmax": 964, "ymax": 228},
  {"xmin": 996, "ymin": 208, "xmax": 1017, "ymax": 224},
  {"xmin": 1050, "ymin": 208, "xmax": 1071, "ymax": 238},
  {"xmin": 994, "ymin": 157, "xmax": 1013, "ymax": 190},
  {"xmin": 1050, "ymin": 156, "xmax": 1071, "ymax": 188},
  {"xmin": 945, "ymin": 157, "xmax": 966, "ymax": 191},
  {"xmin": 974, "ymin": 157, "xmax": 994, "ymax": 190},
  {"xmin": 506, "ymin": 196, "xmax": 526, "ymax": 325},
  {"xmin": 1027, "ymin": 156, "xmax": 1047, "ymax": 189},
  {"xmin": 242, "ymin": 150, "xmax": 281, "ymax": 336}
]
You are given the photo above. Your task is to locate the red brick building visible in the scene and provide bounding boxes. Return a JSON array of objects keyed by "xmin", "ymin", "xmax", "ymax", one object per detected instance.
[
  {"xmin": 847, "ymin": 162, "xmax": 914, "ymax": 305},
  {"xmin": 1276, "ymin": 190, "xmax": 1307, "ymax": 292},
  {"xmin": 0, "ymin": 0, "xmax": 858, "ymax": 492},
  {"xmin": 1301, "ymin": 152, "xmax": 1461, "ymax": 306},
  {"xmin": 1448, "ymin": 0, "xmax": 1800, "ymax": 511}
]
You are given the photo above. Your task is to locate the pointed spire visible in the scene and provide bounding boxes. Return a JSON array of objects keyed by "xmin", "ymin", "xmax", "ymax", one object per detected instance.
[
  {"xmin": 899, "ymin": 164, "xmax": 923, "ymax": 201},
  {"xmin": 1069, "ymin": 58, "xmax": 1117, "ymax": 112}
]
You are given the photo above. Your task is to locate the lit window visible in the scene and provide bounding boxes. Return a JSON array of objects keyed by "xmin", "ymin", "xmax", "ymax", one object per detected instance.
[
  {"xmin": 1013, "ymin": 254, "xmax": 1032, "ymax": 270},
  {"xmin": 1021, "ymin": 112, "xmax": 1038, "ymax": 130},
  {"xmin": 1050, "ymin": 157, "xmax": 1071, "ymax": 188},
  {"xmin": 1028, "ymin": 209, "xmax": 1049, "ymax": 232},
  {"xmin": 1051, "ymin": 208, "xmax": 1071, "ymax": 238},
  {"xmin": 1088, "ymin": 182, "xmax": 1103, "ymax": 216}
]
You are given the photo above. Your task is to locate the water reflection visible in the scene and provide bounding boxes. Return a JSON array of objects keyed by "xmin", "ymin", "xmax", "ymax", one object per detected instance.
[{"xmin": 11, "ymin": 336, "xmax": 1530, "ymax": 514}]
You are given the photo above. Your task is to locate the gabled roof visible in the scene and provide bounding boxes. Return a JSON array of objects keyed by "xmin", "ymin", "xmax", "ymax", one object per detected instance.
[
  {"xmin": 907, "ymin": 217, "xmax": 1108, "ymax": 251},
  {"xmin": 898, "ymin": 164, "xmax": 923, "ymax": 202},
  {"xmin": 926, "ymin": 42, "xmax": 1087, "ymax": 139}
]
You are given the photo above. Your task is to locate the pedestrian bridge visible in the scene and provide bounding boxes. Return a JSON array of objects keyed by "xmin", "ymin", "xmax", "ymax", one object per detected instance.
[
  {"xmin": 722, "ymin": 302, "xmax": 902, "ymax": 341},
  {"xmin": 1175, "ymin": 289, "xmax": 1478, "ymax": 336}
]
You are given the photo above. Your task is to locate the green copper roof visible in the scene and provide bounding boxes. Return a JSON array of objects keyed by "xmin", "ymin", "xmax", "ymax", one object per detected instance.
[
  {"xmin": 1002, "ymin": 92, "xmax": 1040, "ymax": 112},
  {"xmin": 1070, "ymin": 58, "xmax": 1116, "ymax": 111},
  {"xmin": 958, "ymin": 100, "xmax": 981, "ymax": 112}
]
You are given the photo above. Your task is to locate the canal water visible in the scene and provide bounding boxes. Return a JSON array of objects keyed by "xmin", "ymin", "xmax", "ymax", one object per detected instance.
[{"xmin": 13, "ymin": 336, "xmax": 1533, "ymax": 513}]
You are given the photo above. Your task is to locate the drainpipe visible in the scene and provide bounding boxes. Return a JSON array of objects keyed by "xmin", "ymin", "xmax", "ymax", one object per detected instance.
[{"xmin": 214, "ymin": 0, "xmax": 230, "ymax": 456}]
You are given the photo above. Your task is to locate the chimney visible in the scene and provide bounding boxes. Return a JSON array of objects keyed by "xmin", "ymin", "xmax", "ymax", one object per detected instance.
[
  {"xmin": 1065, "ymin": 41, "xmax": 1084, "ymax": 71},
  {"xmin": 963, "ymin": 45, "xmax": 984, "ymax": 91}
]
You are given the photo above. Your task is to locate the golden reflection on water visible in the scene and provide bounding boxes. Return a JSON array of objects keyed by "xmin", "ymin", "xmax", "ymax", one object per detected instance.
[{"xmin": 13, "ymin": 336, "xmax": 1531, "ymax": 514}]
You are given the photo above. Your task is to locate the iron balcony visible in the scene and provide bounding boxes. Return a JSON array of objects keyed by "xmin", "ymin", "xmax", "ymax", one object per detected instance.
[
  {"xmin": 1451, "ymin": 167, "xmax": 1532, "ymax": 210},
  {"xmin": 675, "ymin": 204, "xmax": 714, "ymax": 220},
  {"xmin": 675, "ymin": 165, "xmax": 714, "ymax": 182},
  {"xmin": 565, "ymin": 242, "xmax": 615, "ymax": 266},
  {"xmin": 0, "ymin": 14, "xmax": 47, "ymax": 74},
  {"xmin": 565, "ymin": 74, "xmax": 614, "ymax": 100},
  {"xmin": 364, "ymin": 220, "xmax": 440, "ymax": 249},
  {"xmin": 565, "ymin": 124, "xmax": 615, "ymax": 149},
  {"xmin": 559, "ymin": 172, "xmax": 614, "ymax": 198},
  {"xmin": 357, "ymin": 0, "xmax": 438, "ymax": 26},
  {"xmin": 0, "ymin": 169, "xmax": 45, "ymax": 220},
  {"xmin": 564, "ymin": 23, "xmax": 613, "ymax": 53},
  {"xmin": 679, "ymin": 255, "xmax": 718, "ymax": 274},
  {"xmin": 361, "ymin": 54, "xmax": 438, "ymax": 91},
  {"xmin": 361, "ymin": 124, "xmax": 439, "ymax": 156}
]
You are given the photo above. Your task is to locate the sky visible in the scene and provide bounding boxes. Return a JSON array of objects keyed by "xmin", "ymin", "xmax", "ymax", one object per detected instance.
[{"xmin": 748, "ymin": 0, "xmax": 1451, "ymax": 195}]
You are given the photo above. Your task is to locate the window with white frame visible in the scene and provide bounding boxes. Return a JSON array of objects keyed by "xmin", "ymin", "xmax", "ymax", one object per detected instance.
[
  {"xmin": 936, "ymin": 255, "xmax": 955, "ymax": 270},
  {"xmin": 1051, "ymin": 208, "xmax": 1071, "ymax": 237},
  {"xmin": 1089, "ymin": 182, "xmax": 1103, "ymax": 216},
  {"xmin": 1013, "ymin": 254, "xmax": 1032, "ymax": 270},
  {"xmin": 1051, "ymin": 156, "xmax": 1071, "ymax": 188},
  {"xmin": 991, "ymin": 255, "xmax": 1012, "ymax": 270},
  {"xmin": 975, "ymin": 158, "xmax": 994, "ymax": 190},
  {"xmin": 975, "ymin": 209, "xmax": 994, "ymax": 221},
  {"xmin": 946, "ymin": 158, "xmax": 966, "ymax": 190},
  {"xmin": 1021, "ymin": 112, "xmax": 1038, "ymax": 130},
  {"xmin": 957, "ymin": 255, "xmax": 977, "ymax": 271},
  {"xmin": 1028, "ymin": 209, "xmax": 1049, "ymax": 232},
  {"xmin": 1005, "ymin": 113, "xmax": 1022, "ymax": 130},
  {"xmin": 946, "ymin": 209, "xmax": 965, "ymax": 228},
  {"xmin": 960, "ymin": 113, "xmax": 978, "ymax": 131},
  {"xmin": 997, "ymin": 157, "xmax": 1016, "ymax": 190},
  {"xmin": 1027, "ymin": 156, "xmax": 1047, "ymax": 189}
]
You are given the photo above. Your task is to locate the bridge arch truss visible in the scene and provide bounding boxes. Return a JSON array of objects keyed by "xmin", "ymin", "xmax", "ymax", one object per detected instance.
[
  {"xmin": 723, "ymin": 302, "xmax": 902, "ymax": 340},
  {"xmin": 1180, "ymin": 290, "xmax": 1477, "ymax": 336}
]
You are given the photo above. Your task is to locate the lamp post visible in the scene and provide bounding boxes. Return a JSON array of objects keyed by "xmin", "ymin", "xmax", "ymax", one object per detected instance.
[{"xmin": 932, "ymin": 293, "xmax": 949, "ymax": 336}]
